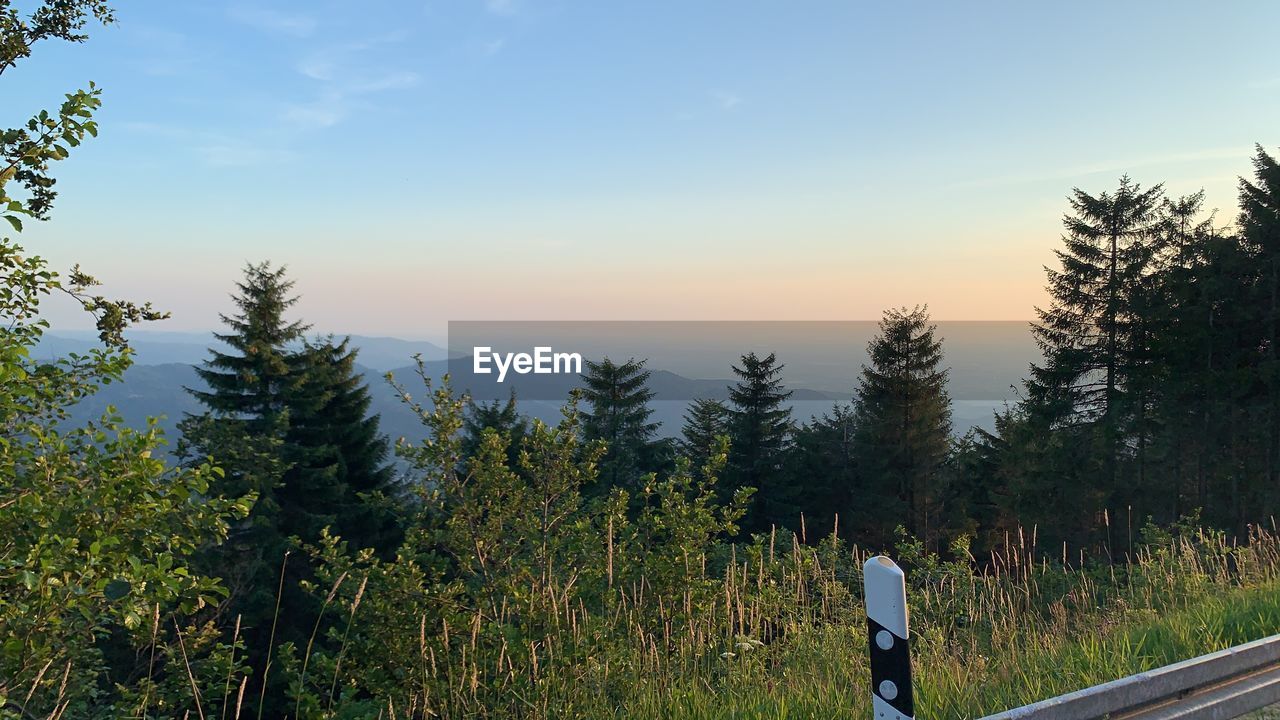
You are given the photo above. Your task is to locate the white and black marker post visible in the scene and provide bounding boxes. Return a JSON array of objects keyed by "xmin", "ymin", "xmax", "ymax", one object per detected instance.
[{"xmin": 864, "ymin": 555, "xmax": 913, "ymax": 720}]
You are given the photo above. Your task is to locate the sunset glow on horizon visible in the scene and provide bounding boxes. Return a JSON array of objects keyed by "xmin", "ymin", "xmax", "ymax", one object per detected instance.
[{"xmin": 8, "ymin": 0, "xmax": 1277, "ymax": 335}]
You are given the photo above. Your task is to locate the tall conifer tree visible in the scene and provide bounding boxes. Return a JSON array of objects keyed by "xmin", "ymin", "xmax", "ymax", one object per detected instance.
[
  {"xmin": 1027, "ymin": 179, "xmax": 1164, "ymax": 480},
  {"xmin": 180, "ymin": 262, "xmax": 308, "ymax": 629},
  {"xmin": 287, "ymin": 337, "xmax": 401, "ymax": 557},
  {"xmin": 580, "ymin": 357, "xmax": 660, "ymax": 493},
  {"xmin": 726, "ymin": 352, "xmax": 793, "ymax": 532},
  {"xmin": 182, "ymin": 264, "xmax": 400, "ymax": 659},
  {"xmin": 852, "ymin": 307, "xmax": 951, "ymax": 547},
  {"xmin": 188, "ymin": 262, "xmax": 309, "ymax": 425},
  {"xmin": 1143, "ymin": 192, "xmax": 1247, "ymax": 525},
  {"xmin": 1239, "ymin": 146, "xmax": 1280, "ymax": 499},
  {"xmin": 1021, "ymin": 179, "xmax": 1164, "ymax": 547},
  {"xmin": 679, "ymin": 397, "xmax": 730, "ymax": 477},
  {"xmin": 785, "ymin": 404, "xmax": 857, "ymax": 540}
]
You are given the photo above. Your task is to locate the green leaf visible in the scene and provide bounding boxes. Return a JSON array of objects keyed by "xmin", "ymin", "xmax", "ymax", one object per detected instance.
[
  {"xmin": 104, "ymin": 578, "xmax": 131, "ymax": 601},
  {"xmin": 4, "ymin": 215, "xmax": 22, "ymax": 232}
]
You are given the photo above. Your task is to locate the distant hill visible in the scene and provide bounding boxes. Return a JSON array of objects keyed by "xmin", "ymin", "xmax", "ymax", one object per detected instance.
[
  {"xmin": 49, "ymin": 324, "xmax": 1034, "ymax": 450},
  {"xmin": 37, "ymin": 331, "xmax": 451, "ymax": 370},
  {"xmin": 61, "ymin": 358, "xmax": 1006, "ymax": 457},
  {"xmin": 67, "ymin": 363, "xmax": 205, "ymax": 440},
  {"xmin": 59, "ymin": 361, "xmax": 428, "ymax": 449}
]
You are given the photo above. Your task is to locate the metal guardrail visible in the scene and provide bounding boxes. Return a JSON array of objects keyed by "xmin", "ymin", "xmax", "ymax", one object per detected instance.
[
  {"xmin": 863, "ymin": 557, "xmax": 1280, "ymax": 720},
  {"xmin": 979, "ymin": 634, "xmax": 1280, "ymax": 720}
]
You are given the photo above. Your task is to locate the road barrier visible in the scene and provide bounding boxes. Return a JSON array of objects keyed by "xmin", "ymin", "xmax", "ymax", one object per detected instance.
[{"xmin": 862, "ymin": 556, "xmax": 1280, "ymax": 720}]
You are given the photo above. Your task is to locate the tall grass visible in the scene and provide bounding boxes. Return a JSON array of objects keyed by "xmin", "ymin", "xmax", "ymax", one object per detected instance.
[
  {"xmin": 605, "ymin": 522, "xmax": 1280, "ymax": 719},
  {"xmin": 224, "ymin": 516, "xmax": 1280, "ymax": 719},
  {"xmin": 42, "ymin": 511, "xmax": 1277, "ymax": 719}
]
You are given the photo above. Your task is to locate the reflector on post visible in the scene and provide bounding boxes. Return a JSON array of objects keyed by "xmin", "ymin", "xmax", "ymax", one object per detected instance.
[{"xmin": 864, "ymin": 555, "xmax": 913, "ymax": 720}]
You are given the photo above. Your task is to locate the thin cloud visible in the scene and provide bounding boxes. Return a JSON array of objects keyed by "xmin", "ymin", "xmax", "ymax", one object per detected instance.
[
  {"xmin": 285, "ymin": 34, "xmax": 421, "ymax": 130},
  {"xmin": 296, "ymin": 55, "xmax": 335, "ymax": 81},
  {"xmin": 950, "ymin": 147, "xmax": 1248, "ymax": 191},
  {"xmin": 482, "ymin": 38, "xmax": 506, "ymax": 56},
  {"xmin": 711, "ymin": 90, "xmax": 743, "ymax": 111},
  {"xmin": 485, "ymin": 0, "xmax": 520, "ymax": 16},
  {"xmin": 281, "ymin": 94, "xmax": 346, "ymax": 130},
  {"xmin": 120, "ymin": 122, "xmax": 288, "ymax": 167},
  {"xmin": 351, "ymin": 71, "xmax": 420, "ymax": 93},
  {"xmin": 286, "ymin": 68, "xmax": 422, "ymax": 130},
  {"xmin": 228, "ymin": 6, "xmax": 317, "ymax": 37}
]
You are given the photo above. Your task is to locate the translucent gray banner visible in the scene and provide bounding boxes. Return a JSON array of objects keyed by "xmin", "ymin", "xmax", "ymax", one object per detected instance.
[{"xmin": 443, "ymin": 321, "xmax": 1033, "ymax": 434}]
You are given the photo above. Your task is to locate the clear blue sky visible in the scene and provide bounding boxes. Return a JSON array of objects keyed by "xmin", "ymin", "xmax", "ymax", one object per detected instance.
[{"xmin": 8, "ymin": 0, "xmax": 1279, "ymax": 335}]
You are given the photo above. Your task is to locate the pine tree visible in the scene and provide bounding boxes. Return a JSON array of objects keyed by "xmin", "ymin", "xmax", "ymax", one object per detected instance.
[
  {"xmin": 188, "ymin": 262, "xmax": 310, "ymax": 427},
  {"xmin": 463, "ymin": 391, "xmax": 528, "ymax": 468},
  {"xmin": 180, "ymin": 262, "xmax": 309, "ymax": 629},
  {"xmin": 726, "ymin": 352, "xmax": 793, "ymax": 532},
  {"xmin": 1144, "ymin": 192, "xmax": 1246, "ymax": 526},
  {"xmin": 1021, "ymin": 178, "xmax": 1165, "ymax": 547},
  {"xmin": 1239, "ymin": 146, "xmax": 1280, "ymax": 504},
  {"xmin": 287, "ymin": 338, "xmax": 401, "ymax": 557},
  {"xmin": 1027, "ymin": 178, "xmax": 1164, "ymax": 485},
  {"xmin": 785, "ymin": 404, "xmax": 857, "ymax": 540},
  {"xmin": 679, "ymin": 398, "xmax": 730, "ymax": 475},
  {"xmin": 1185, "ymin": 226, "xmax": 1258, "ymax": 528},
  {"xmin": 947, "ymin": 424, "xmax": 1009, "ymax": 555},
  {"xmin": 580, "ymin": 357, "xmax": 660, "ymax": 494},
  {"xmin": 175, "ymin": 411, "xmax": 288, "ymax": 626},
  {"xmin": 180, "ymin": 264, "xmax": 407, "ymax": 715},
  {"xmin": 852, "ymin": 307, "xmax": 951, "ymax": 548}
]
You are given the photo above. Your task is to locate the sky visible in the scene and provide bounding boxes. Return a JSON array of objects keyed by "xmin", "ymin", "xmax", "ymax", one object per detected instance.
[{"xmin": 6, "ymin": 0, "xmax": 1280, "ymax": 337}]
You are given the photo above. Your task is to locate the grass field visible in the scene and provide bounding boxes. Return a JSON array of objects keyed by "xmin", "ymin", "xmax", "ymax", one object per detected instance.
[
  {"xmin": 149, "ymin": 515, "xmax": 1280, "ymax": 719},
  {"xmin": 581, "ymin": 527, "xmax": 1280, "ymax": 719}
]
